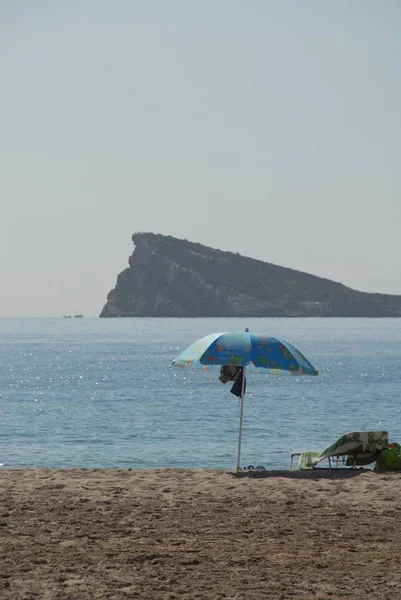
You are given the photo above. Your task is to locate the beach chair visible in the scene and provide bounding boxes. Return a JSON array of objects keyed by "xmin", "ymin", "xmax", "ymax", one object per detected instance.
[{"xmin": 290, "ymin": 431, "xmax": 389, "ymax": 471}]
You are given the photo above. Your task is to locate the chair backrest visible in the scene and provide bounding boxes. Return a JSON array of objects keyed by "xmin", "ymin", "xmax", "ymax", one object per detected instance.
[{"xmin": 324, "ymin": 431, "xmax": 388, "ymax": 459}]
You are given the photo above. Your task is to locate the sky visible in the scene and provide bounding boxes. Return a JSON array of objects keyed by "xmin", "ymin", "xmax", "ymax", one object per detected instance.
[{"xmin": 1, "ymin": 0, "xmax": 400, "ymax": 317}]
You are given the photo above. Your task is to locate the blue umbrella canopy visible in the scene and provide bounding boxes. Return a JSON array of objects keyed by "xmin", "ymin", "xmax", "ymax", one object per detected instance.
[
  {"xmin": 172, "ymin": 330, "xmax": 318, "ymax": 470},
  {"xmin": 172, "ymin": 330, "xmax": 318, "ymax": 376}
]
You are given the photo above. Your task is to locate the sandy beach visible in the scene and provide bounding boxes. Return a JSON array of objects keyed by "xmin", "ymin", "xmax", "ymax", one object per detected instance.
[{"xmin": 1, "ymin": 468, "xmax": 401, "ymax": 599}]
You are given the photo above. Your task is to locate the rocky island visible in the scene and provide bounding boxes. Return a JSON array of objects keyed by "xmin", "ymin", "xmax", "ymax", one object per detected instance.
[{"xmin": 100, "ymin": 233, "xmax": 401, "ymax": 317}]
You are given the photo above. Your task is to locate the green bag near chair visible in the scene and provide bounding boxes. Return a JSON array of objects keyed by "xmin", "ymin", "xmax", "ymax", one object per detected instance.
[{"xmin": 377, "ymin": 443, "xmax": 401, "ymax": 471}]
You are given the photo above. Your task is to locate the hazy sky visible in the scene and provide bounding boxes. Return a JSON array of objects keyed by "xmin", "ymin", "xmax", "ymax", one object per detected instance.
[{"xmin": 1, "ymin": 1, "xmax": 400, "ymax": 317}]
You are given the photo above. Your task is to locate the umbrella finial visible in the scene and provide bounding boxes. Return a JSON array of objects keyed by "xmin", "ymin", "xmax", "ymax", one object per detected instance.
[{"xmin": 245, "ymin": 327, "xmax": 249, "ymax": 332}]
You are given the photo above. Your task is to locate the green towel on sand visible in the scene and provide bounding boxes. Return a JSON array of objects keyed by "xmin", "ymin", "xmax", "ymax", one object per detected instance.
[{"xmin": 377, "ymin": 443, "xmax": 401, "ymax": 471}]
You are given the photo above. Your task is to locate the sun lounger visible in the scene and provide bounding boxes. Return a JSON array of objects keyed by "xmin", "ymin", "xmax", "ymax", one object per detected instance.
[{"xmin": 290, "ymin": 431, "xmax": 389, "ymax": 470}]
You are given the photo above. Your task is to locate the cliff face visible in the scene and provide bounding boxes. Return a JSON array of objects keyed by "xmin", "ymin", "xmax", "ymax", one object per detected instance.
[{"xmin": 100, "ymin": 233, "xmax": 401, "ymax": 317}]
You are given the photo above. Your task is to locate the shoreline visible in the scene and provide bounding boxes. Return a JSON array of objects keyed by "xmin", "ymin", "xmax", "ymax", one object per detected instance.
[
  {"xmin": 1, "ymin": 468, "xmax": 401, "ymax": 599},
  {"xmin": 0, "ymin": 465, "xmax": 378, "ymax": 476}
]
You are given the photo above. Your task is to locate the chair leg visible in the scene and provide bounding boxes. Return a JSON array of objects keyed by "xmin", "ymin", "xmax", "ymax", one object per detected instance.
[{"xmin": 374, "ymin": 450, "xmax": 380, "ymax": 472}]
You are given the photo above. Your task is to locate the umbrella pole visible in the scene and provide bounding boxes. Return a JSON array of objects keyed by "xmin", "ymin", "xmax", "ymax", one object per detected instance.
[{"xmin": 236, "ymin": 366, "xmax": 246, "ymax": 471}]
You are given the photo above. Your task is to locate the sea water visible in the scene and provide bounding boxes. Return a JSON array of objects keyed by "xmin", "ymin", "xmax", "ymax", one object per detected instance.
[{"xmin": 1, "ymin": 317, "xmax": 400, "ymax": 470}]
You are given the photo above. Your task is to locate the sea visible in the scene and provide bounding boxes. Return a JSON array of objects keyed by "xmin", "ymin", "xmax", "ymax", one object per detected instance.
[{"xmin": 1, "ymin": 317, "xmax": 400, "ymax": 470}]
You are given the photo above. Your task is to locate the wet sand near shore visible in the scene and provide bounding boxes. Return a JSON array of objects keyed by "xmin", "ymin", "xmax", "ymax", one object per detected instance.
[{"xmin": 1, "ymin": 468, "xmax": 401, "ymax": 599}]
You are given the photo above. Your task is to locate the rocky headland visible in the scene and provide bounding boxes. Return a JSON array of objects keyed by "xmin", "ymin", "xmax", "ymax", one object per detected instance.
[{"xmin": 100, "ymin": 233, "xmax": 401, "ymax": 317}]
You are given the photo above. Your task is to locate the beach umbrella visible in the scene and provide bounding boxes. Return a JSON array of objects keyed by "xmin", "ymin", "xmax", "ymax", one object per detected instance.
[{"xmin": 172, "ymin": 329, "xmax": 318, "ymax": 470}]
